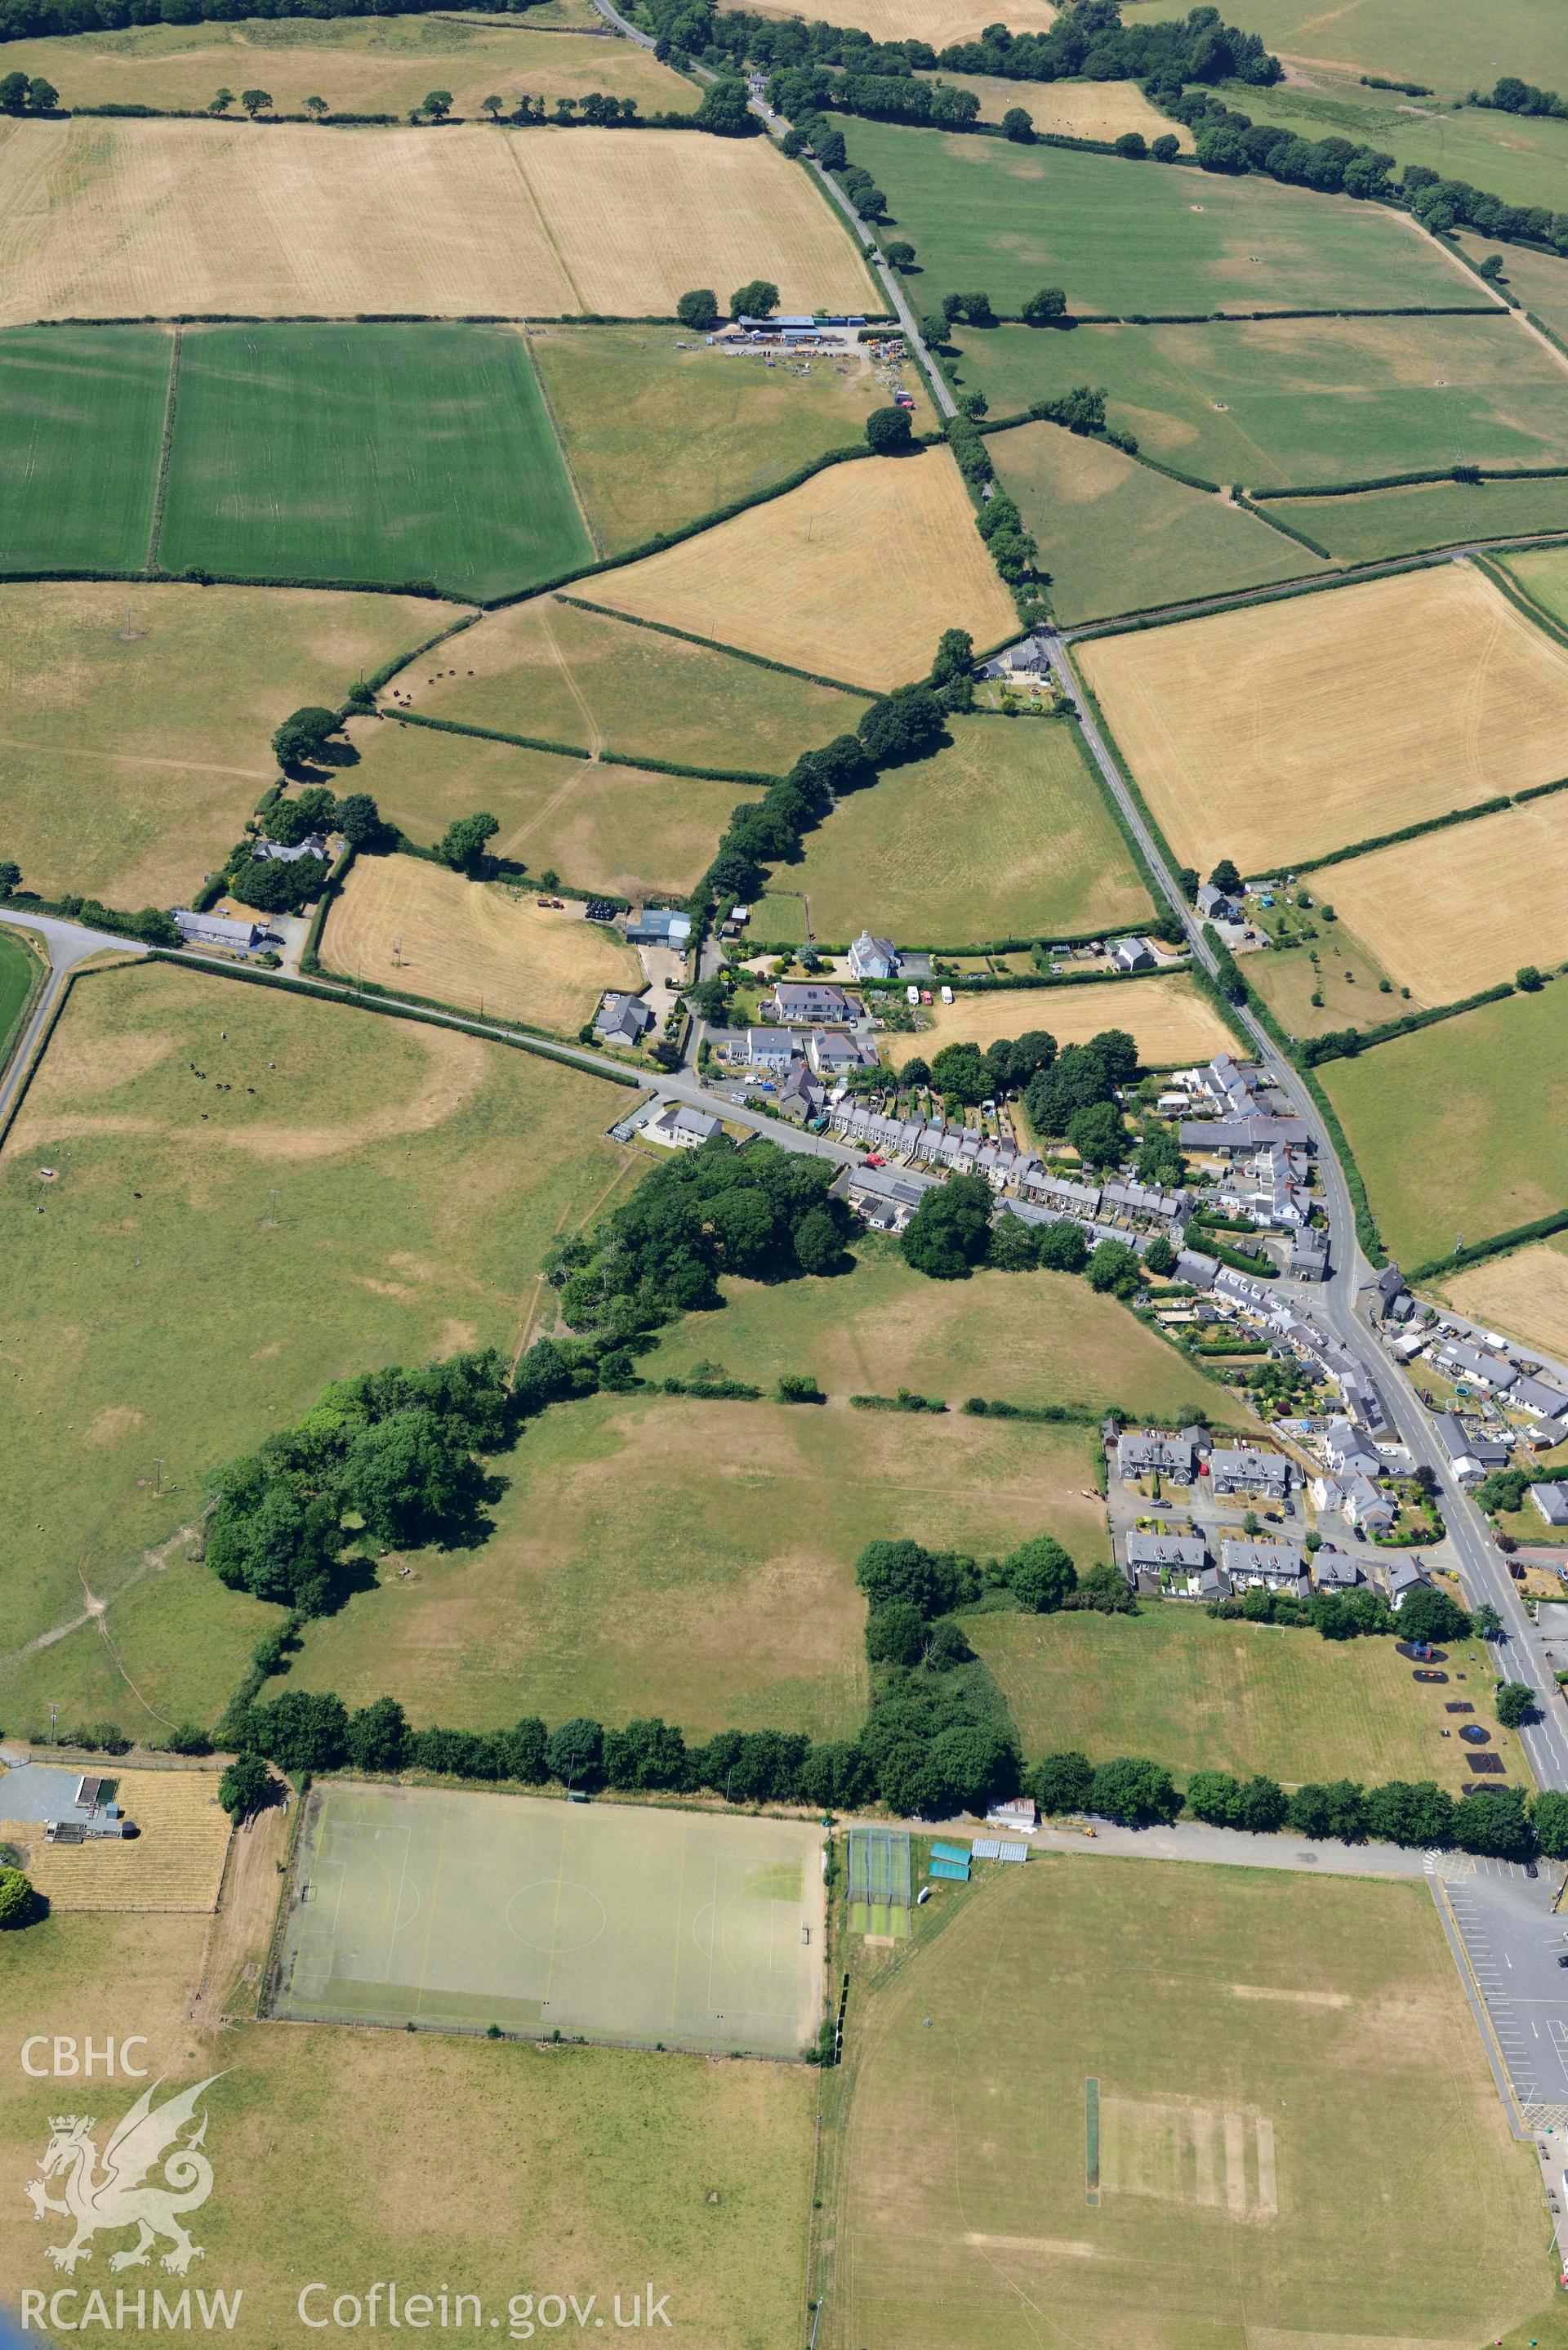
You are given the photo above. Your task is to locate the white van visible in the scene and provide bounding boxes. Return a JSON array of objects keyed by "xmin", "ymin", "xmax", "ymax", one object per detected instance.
[
  {"xmin": 906, "ymin": 983, "xmax": 920, "ymax": 1006},
  {"xmin": 940, "ymin": 983, "xmax": 954, "ymax": 1005}
]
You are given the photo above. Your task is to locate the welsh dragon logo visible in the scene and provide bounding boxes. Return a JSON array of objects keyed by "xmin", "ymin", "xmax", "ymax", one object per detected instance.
[{"xmin": 26, "ymin": 2075, "xmax": 225, "ymax": 2276}]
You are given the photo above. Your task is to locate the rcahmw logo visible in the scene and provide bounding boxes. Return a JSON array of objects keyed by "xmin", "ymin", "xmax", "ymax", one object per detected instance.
[{"xmin": 21, "ymin": 2072, "xmax": 239, "ymax": 2330}]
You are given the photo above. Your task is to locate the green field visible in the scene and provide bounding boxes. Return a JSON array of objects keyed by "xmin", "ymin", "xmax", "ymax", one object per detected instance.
[
  {"xmin": 1120, "ymin": 0, "xmax": 1568, "ymax": 88},
  {"xmin": 760, "ymin": 711, "xmax": 1153, "ymax": 943},
  {"xmin": 0, "ymin": 325, "xmax": 169, "ymax": 573},
  {"xmin": 830, "ymin": 1856, "xmax": 1554, "ymax": 2350},
  {"xmin": 0, "ymin": 958, "xmax": 638, "ymax": 1738},
  {"xmin": 0, "ymin": 923, "xmax": 40, "ymax": 1072},
  {"xmin": 968, "ymin": 1606, "xmax": 1513, "ymax": 1790},
  {"xmin": 0, "ymin": 1909, "xmax": 817, "ymax": 2350},
  {"xmin": 274, "ymin": 1781, "xmax": 825, "ymax": 2057},
  {"xmin": 1322, "ymin": 985, "xmax": 1568, "ymax": 1265},
  {"xmin": 952, "ymin": 311, "xmax": 1568, "ymax": 491},
  {"xmin": 158, "ymin": 323, "xmax": 591, "ymax": 599},
  {"xmin": 532, "ymin": 323, "xmax": 935, "ymax": 555},
  {"xmin": 349, "ymin": 712, "xmax": 760, "ymax": 897},
  {"xmin": 843, "ymin": 121, "xmax": 1466, "ymax": 315},
  {"xmin": 1461, "ymin": 233, "xmax": 1568, "ymax": 346},
  {"xmin": 274, "ymin": 1391, "xmax": 1110, "ymax": 1740},
  {"xmin": 647, "ymin": 1246, "xmax": 1232, "ymax": 1423},
  {"xmin": 1207, "ymin": 69, "xmax": 1568, "ymax": 216},
  {"xmin": 988, "ymin": 421, "xmax": 1320, "ymax": 624},
  {"xmin": 0, "ymin": 578, "xmax": 437, "ymax": 907},
  {"xmin": 1245, "ymin": 925, "xmax": 1403, "ymax": 1040},
  {"xmin": 1502, "ymin": 540, "xmax": 1568, "ymax": 626},
  {"xmin": 389, "ymin": 593, "xmax": 867, "ymax": 772},
  {"xmin": 1280, "ymin": 470, "xmax": 1568, "ymax": 560}
]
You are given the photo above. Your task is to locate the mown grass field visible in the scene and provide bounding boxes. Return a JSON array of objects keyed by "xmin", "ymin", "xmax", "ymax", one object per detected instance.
[
  {"xmin": 0, "ymin": 13, "xmax": 692, "ymax": 115},
  {"xmin": 392, "ymin": 595, "xmax": 867, "ymax": 772},
  {"xmin": 1323, "ymin": 984, "xmax": 1568, "ymax": 1264},
  {"xmin": 1280, "ymin": 470, "xmax": 1568, "ymax": 562},
  {"xmin": 1443, "ymin": 1234, "xmax": 1568, "ymax": 1365},
  {"xmin": 1209, "ymin": 67, "xmax": 1568, "ymax": 216},
  {"xmin": 589, "ymin": 448, "xmax": 1017, "ymax": 692},
  {"xmin": 0, "ymin": 959, "xmax": 637, "ymax": 1738},
  {"xmin": 830, "ymin": 1857, "xmax": 1553, "ymax": 2350},
  {"xmin": 990, "ymin": 421, "xmax": 1319, "ymax": 623},
  {"xmin": 349, "ymin": 716, "xmax": 756, "ymax": 897},
  {"xmin": 532, "ymin": 323, "xmax": 937, "ymax": 555},
  {"xmin": 158, "ymin": 324, "xmax": 591, "ymax": 600},
  {"xmin": 900, "ymin": 970, "xmax": 1236, "ymax": 1063},
  {"xmin": 645, "ymin": 1245, "xmax": 1234, "ymax": 1422},
  {"xmin": 0, "ymin": 1910, "xmax": 817, "ymax": 2350},
  {"xmin": 968, "ymin": 1606, "xmax": 1510, "ymax": 1790},
  {"xmin": 766, "ymin": 714, "xmax": 1152, "ymax": 944},
  {"xmin": 1121, "ymin": 0, "xmax": 1568, "ymax": 90},
  {"xmin": 956, "ymin": 311, "xmax": 1566, "ymax": 492},
  {"xmin": 320, "ymin": 854, "xmax": 640, "ymax": 1034},
  {"xmin": 0, "ymin": 580, "xmax": 437, "ymax": 907},
  {"xmin": 1325, "ymin": 792, "xmax": 1568, "ymax": 1003},
  {"xmin": 1502, "ymin": 542, "xmax": 1568, "ymax": 627},
  {"xmin": 0, "ymin": 119, "xmax": 873, "ymax": 323},
  {"xmin": 277, "ymin": 1393, "xmax": 1109, "ymax": 1740},
  {"xmin": 0, "ymin": 924, "xmax": 40, "ymax": 1069},
  {"xmin": 0, "ymin": 324, "xmax": 169, "ymax": 573},
  {"xmin": 840, "ymin": 120, "xmax": 1464, "ymax": 315},
  {"xmin": 1076, "ymin": 563, "xmax": 1568, "ymax": 876}
]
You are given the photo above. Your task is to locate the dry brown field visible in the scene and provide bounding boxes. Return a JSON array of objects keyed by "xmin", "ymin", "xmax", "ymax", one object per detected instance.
[
  {"xmin": 0, "ymin": 580, "xmax": 439, "ymax": 907},
  {"xmin": 0, "ymin": 119, "xmax": 872, "ymax": 323},
  {"xmin": 1077, "ymin": 564, "xmax": 1568, "ymax": 875},
  {"xmin": 319, "ymin": 854, "xmax": 639, "ymax": 1033},
  {"xmin": 942, "ymin": 72, "xmax": 1192, "ymax": 143},
  {"xmin": 588, "ymin": 448, "xmax": 1018, "ymax": 691},
  {"xmin": 0, "ymin": 19, "xmax": 689, "ymax": 117},
  {"xmin": 751, "ymin": 0, "xmax": 1054, "ymax": 38},
  {"xmin": 1325, "ymin": 793, "xmax": 1568, "ymax": 1004},
  {"xmin": 0, "ymin": 1764, "xmax": 231, "ymax": 1912},
  {"xmin": 905, "ymin": 972, "xmax": 1235, "ymax": 1063},
  {"xmin": 1441, "ymin": 1237, "xmax": 1568, "ymax": 1365},
  {"xmin": 349, "ymin": 716, "xmax": 752, "ymax": 897}
]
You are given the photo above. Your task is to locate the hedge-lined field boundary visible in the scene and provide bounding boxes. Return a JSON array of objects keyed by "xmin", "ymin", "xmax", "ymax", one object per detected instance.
[
  {"xmin": 1300, "ymin": 981, "xmax": 1521, "ymax": 1067},
  {"xmin": 1231, "ymin": 491, "xmax": 1332, "ymax": 560},
  {"xmin": 1263, "ymin": 780, "xmax": 1568, "ymax": 882},
  {"xmin": 555, "ymin": 593, "xmax": 876, "ymax": 696},
  {"xmin": 1256, "ymin": 461, "xmax": 1568, "ymax": 502},
  {"xmin": 1410, "ymin": 1205, "xmax": 1568, "ymax": 1283},
  {"xmin": 381, "ymin": 707, "xmax": 783, "ymax": 787},
  {"xmin": 1473, "ymin": 553, "xmax": 1568, "ymax": 651},
  {"xmin": 1065, "ymin": 551, "xmax": 1441, "ymax": 643}
]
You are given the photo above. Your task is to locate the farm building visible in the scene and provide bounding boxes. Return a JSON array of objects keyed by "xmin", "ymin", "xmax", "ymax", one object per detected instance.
[
  {"xmin": 173, "ymin": 908, "xmax": 270, "ymax": 952},
  {"xmin": 626, "ymin": 907, "xmax": 693, "ymax": 949}
]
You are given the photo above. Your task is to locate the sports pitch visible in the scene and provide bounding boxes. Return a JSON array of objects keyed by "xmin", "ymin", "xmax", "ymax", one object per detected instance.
[{"xmin": 273, "ymin": 1781, "xmax": 827, "ymax": 2059}]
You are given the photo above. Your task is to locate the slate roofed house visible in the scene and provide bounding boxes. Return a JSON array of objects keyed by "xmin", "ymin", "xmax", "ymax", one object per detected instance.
[
  {"xmin": 764, "ymin": 979, "xmax": 858, "ymax": 1024},
  {"xmin": 626, "ymin": 906, "xmax": 693, "ymax": 950},
  {"xmin": 1339, "ymin": 1473, "xmax": 1395, "ymax": 1534},
  {"xmin": 1309, "ymin": 1548, "xmax": 1364, "ymax": 1591},
  {"xmin": 1441, "ymin": 1342, "xmax": 1517, "ymax": 1394},
  {"xmin": 1432, "ymin": 1411, "xmax": 1487, "ymax": 1486},
  {"xmin": 594, "ymin": 991, "xmax": 655, "ymax": 1046},
  {"xmin": 253, "ymin": 832, "xmax": 329, "ymax": 864},
  {"xmin": 841, "ymin": 1162, "xmax": 937, "ymax": 1232},
  {"xmin": 1512, "ymin": 1373, "xmax": 1568, "ymax": 1420},
  {"xmin": 1380, "ymin": 1557, "xmax": 1430, "ymax": 1610},
  {"xmin": 1208, "ymin": 1447, "xmax": 1289, "ymax": 1498},
  {"xmin": 1196, "ymin": 882, "xmax": 1240, "ymax": 922},
  {"xmin": 1290, "ymin": 1225, "xmax": 1330, "ymax": 1281},
  {"xmin": 807, "ymin": 1028, "xmax": 878, "ymax": 1077},
  {"xmin": 173, "ymin": 908, "xmax": 267, "ymax": 952},
  {"xmin": 1220, "ymin": 1537, "xmax": 1308, "ymax": 1593},
  {"xmin": 646, "ymin": 1102, "xmax": 724, "ymax": 1151},
  {"xmin": 847, "ymin": 931, "xmax": 900, "ymax": 982},
  {"xmin": 744, "ymin": 1027, "xmax": 796, "ymax": 1072},
  {"xmin": 1116, "ymin": 1431, "xmax": 1196, "ymax": 1483},
  {"xmin": 1323, "ymin": 1418, "xmax": 1380, "ymax": 1478},
  {"xmin": 777, "ymin": 1059, "xmax": 827, "ymax": 1125},
  {"xmin": 1532, "ymin": 1483, "xmax": 1568, "ymax": 1527},
  {"xmin": 1109, "ymin": 935, "xmax": 1156, "ymax": 974},
  {"xmin": 1125, "ymin": 1532, "xmax": 1207, "ymax": 1574}
]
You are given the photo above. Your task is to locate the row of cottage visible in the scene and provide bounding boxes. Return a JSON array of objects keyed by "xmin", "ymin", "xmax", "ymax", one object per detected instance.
[
  {"xmin": 827, "ymin": 1102, "xmax": 1187, "ymax": 1223},
  {"xmin": 1125, "ymin": 1528, "xmax": 1427, "ymax": 1608}
]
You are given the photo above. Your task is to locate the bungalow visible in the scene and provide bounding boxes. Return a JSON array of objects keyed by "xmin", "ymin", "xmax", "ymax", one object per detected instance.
[
  {"xmin": 1512, "ymin": 1373, "xmax": 1568, "ymax": 1421},
  {"xmin": 1438, "ymin": 1342, "xmax": 1517, "ymax": 1394},
  {"xmin": 1209, "ymin": 1447, "xmax": 1290, "ymax": 1500},
  {"xmin": 1180, "ymin": 1113, "xmax": 1312, "ymax": 1153},
  {"xmin": 594, "ymin": 991, "xmax": 654, "ymax": 1046},
  {"xmin": 252, "ymin": 832, "xmax": 329, "ymax": 864},
  {"xmin": 847, "ymin": 931, "xmax": 899, "ymax": 983},
  {"xmin": 764, "ymin": 980, "xmax": 859, "ymax": 1025},
  {"xmin": 1109, "ymin": 935, "xmax": 1156, "ymax": 974},
  {"xmin": 626, "ymin": 907, "xmax": 693, "ymax": 950},
  {"xmin": 1220, "ymin": 1537, "xmax": 1309, "ymax": 1594},
  {"xmin": 173, "ymin": 908, "xmax": 268, "ymax": 952},
  {"xmin": 645, "ymin": 1102, "xmax": 724, "ymax": 1151},
  {"xmin": 1116, "ymin": 1431, "xmax": 1197, "ymax": 1483},
  {"xmin": 1532, "ymin": 1483, "xmax": 1568, "ymax": 1528}
]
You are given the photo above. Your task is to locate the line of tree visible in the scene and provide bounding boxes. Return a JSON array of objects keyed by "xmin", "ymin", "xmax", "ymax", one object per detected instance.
[
  {"xmin": 1475, "ymin": 74, "xmax": 1568, "ymax": 122},
  {"xmin": 943, "ymin": 412, "xmax": 1039, "ymax": 585},
  {"xmin": 1168, "ymin": 83, "xmax": 1568, "ymax": 255}
]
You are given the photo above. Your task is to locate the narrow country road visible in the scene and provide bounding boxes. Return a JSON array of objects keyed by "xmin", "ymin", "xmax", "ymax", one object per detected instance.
[{"xmin": 0, "ymin": 911, "xmax": 149, "ymax": 1131}]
